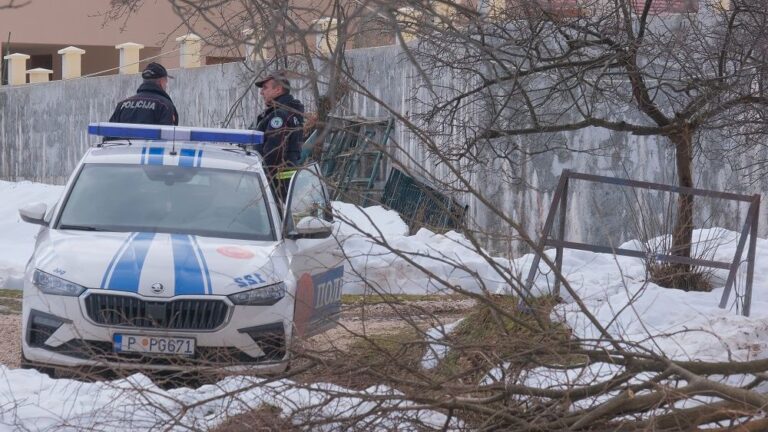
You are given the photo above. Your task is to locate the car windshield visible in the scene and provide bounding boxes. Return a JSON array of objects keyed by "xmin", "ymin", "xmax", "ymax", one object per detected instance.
[{"xmin": 57, "ymin": 163, "xmax": 274, "ymax": 240}]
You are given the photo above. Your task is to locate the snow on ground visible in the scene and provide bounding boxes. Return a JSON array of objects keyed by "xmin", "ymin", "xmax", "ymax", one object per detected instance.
[
  {"xmin": 420, "ymin": 318, "xmax": 464, "ymax": 370},
  {"xmin": 333, "ymin": 202, "xmax": 514, "ymax": 295},
  {"xmin": 3, "ymin": 181, "xmax": 768, "ymax": 428},
  {"xmin": 518, "ymin": 227, "xmax": 768, "ymax": 363},
  {"xmin": 0, "ymin": 181, "xmax": 63, "ymax": 289},
  {"xmin": 0, "ymin": 367, "xmax": 459, "ymax": 431}
]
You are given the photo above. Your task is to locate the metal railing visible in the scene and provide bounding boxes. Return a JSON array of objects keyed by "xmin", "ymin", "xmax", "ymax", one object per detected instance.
[
  {"xmin": 381, "ymin": 167, "xmax": 468, "ymax": 233},
  {"xmin": 525, "ymin": 169, "xmax": 760, "ymax": 316}
]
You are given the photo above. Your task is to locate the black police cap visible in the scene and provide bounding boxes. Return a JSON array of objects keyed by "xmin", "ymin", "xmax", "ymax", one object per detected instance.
[
  {"xmin": 254, "ymin": 71, "xmax": 291, "ymax": 90},
  {"xmin": 142, "ymin": 62, "xmax": 174, "ymax": 80}
]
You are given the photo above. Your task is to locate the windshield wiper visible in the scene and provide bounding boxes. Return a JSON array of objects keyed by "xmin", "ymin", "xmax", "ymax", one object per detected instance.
[{"xmin": 58, "ymin": 224, "xmax": 107, "ymax": 232}]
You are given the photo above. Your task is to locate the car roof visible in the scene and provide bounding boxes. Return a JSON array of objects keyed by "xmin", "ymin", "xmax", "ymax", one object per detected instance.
[{"xmin": 83, "ymin": 141, "xmax": 264, "ymax": 172}]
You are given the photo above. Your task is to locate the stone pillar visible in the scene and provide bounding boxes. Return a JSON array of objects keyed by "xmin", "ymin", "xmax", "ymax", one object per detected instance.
[
  {"xmin": 396, "ymin": 7, "xmax": 418, "ymax": 44},
  {"xmin": 27, "ymin": 68, "xmax": 53, "ymax": 84},
  {"xmin": 57, "ymin": 46, "xmax": 86, "ymax": 79},
  {"xmin": 313, "ymin": 17, "xmax": 338, "ymax": 53},
  {"xmin": 115, "ymin": 42, "xmax": 144, "ymax": 74},
  {"xmin": 176, "ymin": 33, "xmax": 202, "ymax": 68},
  {"xmin": 4, "ymin": 53, "xmax": 30, "ymax": 85}
]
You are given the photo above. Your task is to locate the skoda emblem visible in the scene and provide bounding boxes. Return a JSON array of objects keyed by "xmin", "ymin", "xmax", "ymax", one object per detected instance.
[{"xmin": 151, "ymin": 282, "xmax": 164, "ymax": 294}]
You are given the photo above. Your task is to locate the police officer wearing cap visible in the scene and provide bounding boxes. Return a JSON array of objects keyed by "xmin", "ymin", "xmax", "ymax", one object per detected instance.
[
  {"xmin": 251, "ymin": 71, "xmax": 305, "ymax": 182},
  {"xmin": 109, "ymin": 62, "xmax": 179, "ymax": 126}
]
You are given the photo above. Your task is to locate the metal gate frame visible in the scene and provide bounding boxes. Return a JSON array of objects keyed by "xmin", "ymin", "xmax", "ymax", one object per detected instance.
[{"xmin": 525, "ymin": 169, "xmax": 760, "ymax": 316}]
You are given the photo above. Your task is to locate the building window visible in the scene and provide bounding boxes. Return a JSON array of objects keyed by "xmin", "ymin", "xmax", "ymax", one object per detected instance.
[{"xmin": 632, "ymin": 0, "xmax": 699, "ymax": 14}]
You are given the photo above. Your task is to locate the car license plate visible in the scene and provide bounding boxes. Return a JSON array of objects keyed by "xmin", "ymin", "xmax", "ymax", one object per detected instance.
[{"xmin": 113, "ymin": 334, "xmax": 195, "ymax": 356}]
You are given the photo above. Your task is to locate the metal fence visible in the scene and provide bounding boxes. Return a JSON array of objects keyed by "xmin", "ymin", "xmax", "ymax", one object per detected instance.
[
  {"xmin": 319, "ymin": 116, "xmax": 394, "ymax": 205},
  {"xmin": 381, "ymin": 167, "xmax": 468, "ymax": 233},
  {"xmin": 525, "ymin": 169, "xmax": 760, "ymax": 316}
]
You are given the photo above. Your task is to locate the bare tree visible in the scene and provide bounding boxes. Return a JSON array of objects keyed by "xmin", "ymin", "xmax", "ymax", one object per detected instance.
[
  {"xmin": 382, "ymin": 0, "xmax": 768, "ymax": 288},
  {"xmin": 34, "ymin": 1, "xmax": 764, "ymax": 431}
]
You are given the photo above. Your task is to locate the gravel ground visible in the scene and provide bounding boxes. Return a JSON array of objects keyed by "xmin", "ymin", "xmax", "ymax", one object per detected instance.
[
  {"xmin": 0, "ymin": 314, "xmax": 20, "ymax": 368},
  {"xmin": 341, "ymin": 298, "xmax": 476, "ymax": 321}
]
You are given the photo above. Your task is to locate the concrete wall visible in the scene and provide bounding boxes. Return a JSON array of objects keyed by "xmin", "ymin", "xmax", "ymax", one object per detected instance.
[{"xmin": 0, "ymin": 46, "xmax": 764, "ymax": 256}]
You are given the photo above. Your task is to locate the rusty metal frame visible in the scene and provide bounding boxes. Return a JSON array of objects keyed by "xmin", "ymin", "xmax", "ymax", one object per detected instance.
[{"xmin": 524, "ymin": 169, "xmax": 760, "ymax": 316}]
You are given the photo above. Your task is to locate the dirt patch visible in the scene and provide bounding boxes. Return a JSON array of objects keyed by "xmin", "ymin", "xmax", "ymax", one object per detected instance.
[
  {"xmin": 304, "ymin": 297, "xmax": 475, "ymax": 353},
  {"xmin": 0, "ymin": 314, "xmax": 20, "ymax": 368},
  {"xmin": 0, "ymin": 290, "xmax": 25, "ymax": 368},
  {"xmin": 0, "ymin": 297, "xmax": 21, "ymax": 315},
  {"xmin": 212, "ymin": 404, "xmax": 299, "ymax": 432}
]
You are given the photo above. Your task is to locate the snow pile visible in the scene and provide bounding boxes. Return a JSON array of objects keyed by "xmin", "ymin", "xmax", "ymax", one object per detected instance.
[
  {"xmin": 334, "ymin": 202, "xmax": 514, "ymax": 295},
  {"xmin": 421, "ymin": 319, "xmax": 464, "ymax": 370},
  {"xmin": 0, "ymin": 368, "xmax": 460, "ymax": 431},
  {"xmin": 333, "ymin": 201, "xmax": 409, "ymax": 239},
  {"xmin": 0, "ymin": 181, "xmax": 64, "ymax": 288},
  {"xmin": 518, "ymin": 227, "xmax": 768, "ymax": 363}
]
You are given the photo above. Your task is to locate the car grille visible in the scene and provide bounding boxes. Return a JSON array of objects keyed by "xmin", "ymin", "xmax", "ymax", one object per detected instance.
[{"xmin": 84, "ymin": 293, "xmax": 229, "ymax": 330}]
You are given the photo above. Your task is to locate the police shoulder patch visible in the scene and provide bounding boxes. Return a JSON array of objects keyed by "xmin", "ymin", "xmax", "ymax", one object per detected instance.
[{"xmin": 269, "ymin": 117, "xmax": 284, "ymax": 129}]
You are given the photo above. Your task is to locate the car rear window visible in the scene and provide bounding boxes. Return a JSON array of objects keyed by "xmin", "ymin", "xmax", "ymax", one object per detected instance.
[{"xmin": 56, "ymin": 163, "xmax": 275, "ymax": 241}]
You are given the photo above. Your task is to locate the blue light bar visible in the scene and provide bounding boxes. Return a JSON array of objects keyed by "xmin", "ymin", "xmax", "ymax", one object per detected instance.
[{"xmin": 88, "ymin": 122, "xmax": 264, "ymax": 145}]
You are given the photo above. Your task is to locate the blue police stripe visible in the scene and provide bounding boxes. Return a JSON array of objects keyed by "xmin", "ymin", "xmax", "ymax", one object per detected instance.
[
  {"xmin": 100, "ymin": 232, "xmax": 138, "ymax": 289},
  {"xmin": 171, "ymin": 234, "xmax": 206, "ymax": 295},
  {"xmin": 107, "ymin": 232, "xmax": 155, "ymax": 292},
  {"xmin": 190, "ymin": 235, "xmax": 212, "ymax": 294},
  {"xmin": 179, "ymin": 148, "xmax": 196, "ymax": 167},
  {"xmin": 140, "ymin": 147, "xmax": 148, "ymax": 165},
  {"xmin": 147, "ymin": 147, "xmax": 164, "ymax": 165},
  {"xmin": 195, "ymin": 150, "xmax": 203, "ymax": 167}
]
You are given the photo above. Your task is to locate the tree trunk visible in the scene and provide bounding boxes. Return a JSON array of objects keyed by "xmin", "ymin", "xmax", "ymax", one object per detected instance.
[{"xmin": 670, "ymin": 127, "xmax": 694, "ymax": 263}]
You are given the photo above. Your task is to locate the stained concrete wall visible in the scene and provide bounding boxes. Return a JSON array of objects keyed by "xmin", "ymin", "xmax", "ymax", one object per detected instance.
[{"xmin": 0, "ymin": 46, "xmax": 764, "ymax": 255}]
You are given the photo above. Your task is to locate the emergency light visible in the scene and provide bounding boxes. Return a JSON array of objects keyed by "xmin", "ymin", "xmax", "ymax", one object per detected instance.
[{"xmin": 87, "ymin": 123, "xmax": 264, "ymax": 145}]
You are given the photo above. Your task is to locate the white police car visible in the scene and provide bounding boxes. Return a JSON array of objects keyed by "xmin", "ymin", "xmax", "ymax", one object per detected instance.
[{"xmin": 19, "ymin": 123, "xmax": 343, "ymax": 374}]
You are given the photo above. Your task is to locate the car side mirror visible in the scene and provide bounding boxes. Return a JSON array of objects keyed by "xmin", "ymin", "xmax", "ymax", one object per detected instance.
[
  {"xmin": 19, "ymin": 202, "xmax": 48, "ymax": 226},
  {"xmin": 292, "ymin": 216, "xmax": 333, "ymax": 239}
]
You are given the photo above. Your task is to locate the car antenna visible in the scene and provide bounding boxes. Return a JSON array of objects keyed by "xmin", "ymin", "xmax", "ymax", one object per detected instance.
[{"xmin": 170, "ymin": 126, "xmax": 177, "ymax": 156}]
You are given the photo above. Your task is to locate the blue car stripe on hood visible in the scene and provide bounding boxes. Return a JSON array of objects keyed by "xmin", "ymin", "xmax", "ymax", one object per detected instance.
[
  {"xmin": 190, "ymin": 235, "xmax": 212, "ymax": 294},
  {"xmin": 107, "ymin": 232, "xmax": 155, "ymax": 292},
  {"xmin": 147, "ymin": 147, "xmax": 164, "ymax": 165},
  {"xmin": 100, "ymin": 232, "xmax": 138, "ymax": 289},
  {"xmin": 171, "ymin": 234, "xmax": 206, "ymax": 295},
  {"xmin": 179, "ymin": 148, "xmax": 196, "ymax": 167}
]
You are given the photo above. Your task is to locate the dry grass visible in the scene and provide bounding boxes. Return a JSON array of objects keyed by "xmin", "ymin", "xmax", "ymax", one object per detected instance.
[
  {"xmin": 435, "ymin": 295, "xmax": 573, "ymax": 380},
  {"xmin": 212, "ymin": 404, "xmax": 299, "ymax": 432},
  {"xmin": 648, "ymin": 263, "xmax": 713, "ymax": 292}
]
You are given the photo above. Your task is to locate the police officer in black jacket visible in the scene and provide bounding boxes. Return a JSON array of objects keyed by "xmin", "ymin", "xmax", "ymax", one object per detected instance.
[
  {"xmin": 109, "ymin": 62, "xmax": 179, "ymax": 126},
  {"xmin": 251, "ymin": 71, "xmax": 305, "ymax": 200}
]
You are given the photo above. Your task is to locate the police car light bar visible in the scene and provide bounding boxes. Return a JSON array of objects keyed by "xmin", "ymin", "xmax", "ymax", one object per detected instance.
[{"xmin": 87, "ymin": 123, "xmax": 264, "ymax": 145}]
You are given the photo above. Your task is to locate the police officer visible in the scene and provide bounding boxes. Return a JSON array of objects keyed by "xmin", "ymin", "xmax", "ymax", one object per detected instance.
[
  {"xmin": 109, "ymin": 62, "xmax": 179, "ymax": 126},
  {"xmin": 251, "ymin": 71, "xmax": 305, "ymax": 200}
]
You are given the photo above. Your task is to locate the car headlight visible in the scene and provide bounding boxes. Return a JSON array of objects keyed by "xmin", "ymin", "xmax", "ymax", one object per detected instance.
[
  {"xmin": 33, "ymin": 269, "xmax": 86, "ymax": 297},
  {"xmin": 228, "ymin": 282, "xmax": 286, "ymax": 306}
]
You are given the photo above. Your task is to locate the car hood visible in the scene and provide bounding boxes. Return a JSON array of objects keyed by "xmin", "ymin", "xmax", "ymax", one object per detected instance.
[{"xmin": 32, "ymin": 230, "xmax": 287, "ymax": 297}]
